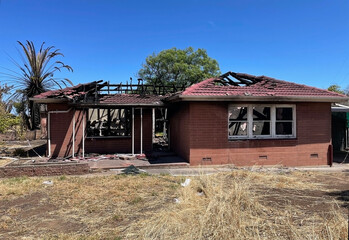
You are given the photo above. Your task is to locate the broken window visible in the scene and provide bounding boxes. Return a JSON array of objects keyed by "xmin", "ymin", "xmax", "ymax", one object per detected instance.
[
  {"xmin": 253, "ymin": 106, "xmax": 271, "ymax": 136},
  {"xmin": 276, "ymin": 107, "xmax": 293, "ymax": 135},
  {"xmin": 228, "ymin": 104, "xmax": 295, "ymax": 139},
  {"xmin": 229, "ymin": 106, "xmax": 248, "ymax": 137},
  {"xmin": 86, "ymin": 108, "xmax": 131, "ymax": 137}
]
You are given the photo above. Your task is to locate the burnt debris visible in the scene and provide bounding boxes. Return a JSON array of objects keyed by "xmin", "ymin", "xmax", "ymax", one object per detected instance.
[{"xmin": 215, "ymin": 71, "xmax": 277, "ymax": 87}]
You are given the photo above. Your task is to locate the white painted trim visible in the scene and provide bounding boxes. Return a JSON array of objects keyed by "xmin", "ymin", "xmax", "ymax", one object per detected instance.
[
  {"xmin": 82, "ymin": 110, "xmax": 85, "ymax": 159},
  {"xmin": 345, "ymin": 128, "xmax": 349, "ymax": 150},
  {"xmin": 132, "ymin": 107, "xmax": 135, "ymax": 155},
  {"xmin": 228, "ymin": 104, "xmax": 296, "ymax": 140},
  {"xmin": 72, "ymin": 112, "xmax": 75, "ymax": 158},
  {"xmin": 48, "ymin": 113, "xmax": 51, "ymax": 157},
  {"xmin": 140, "ymin": 108, "xmax": 143, "ymax": 154},
  {"xmin": 152, "ymin": 108, "xmax": 155, "ymax": 149}
]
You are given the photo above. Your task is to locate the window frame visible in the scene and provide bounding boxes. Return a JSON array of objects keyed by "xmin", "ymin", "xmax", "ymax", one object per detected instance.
[
  {"xmin": 228, "ymin": 106, "xmax": 249, "ymax": 139},
  {"xmin": 228, "ymin": 104, "xmax": 296, "ymax": 140},
  {"xmin": 86, "ymin": 107, "xmax": 132, "ymax": 138}
]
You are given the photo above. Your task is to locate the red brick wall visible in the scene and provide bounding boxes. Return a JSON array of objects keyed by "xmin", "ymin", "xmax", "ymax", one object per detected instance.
[
  {"xmin": 171, "ymin": 101, "xmax": 332, "ymax": 167},
  {"xmin": 47, "ymin": 104, "xmax": 153, "ymax": 157},
  {"xmin": 169, "ymin": 103, "xmax": 190, "ymax": 161},
  {"xmin": 48, "ymin": 104, "xmax": 75, "ymax": 157}
]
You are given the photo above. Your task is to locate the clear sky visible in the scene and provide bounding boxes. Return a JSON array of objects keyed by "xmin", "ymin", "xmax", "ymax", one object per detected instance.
[{"xmin": 0, "ymin": 0, "xmax": 348, "ymax": 89}]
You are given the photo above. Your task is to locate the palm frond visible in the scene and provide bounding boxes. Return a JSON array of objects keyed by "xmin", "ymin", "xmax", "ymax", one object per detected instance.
[{"xmin": 1, "ymin": 40, "xmax": 74, "ymax": 129}]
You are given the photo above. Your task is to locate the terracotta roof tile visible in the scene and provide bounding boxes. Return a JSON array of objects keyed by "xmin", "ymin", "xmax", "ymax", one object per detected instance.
[{"xmin": 181, "ymin": 75, "xmax": 347, "ymax": 98}]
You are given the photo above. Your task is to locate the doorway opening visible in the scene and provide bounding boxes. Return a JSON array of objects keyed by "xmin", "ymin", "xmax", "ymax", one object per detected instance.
[{"xmin": 152, "ymin": 108, "xmax": 169, "ymax": 151}]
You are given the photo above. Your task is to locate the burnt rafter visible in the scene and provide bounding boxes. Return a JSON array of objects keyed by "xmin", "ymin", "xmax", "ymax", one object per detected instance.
[
  {"xmin": 216, "ymin": 71, "xmax": 272, "ymax": 87},
  {"xmin": 70, "ymin": 79, "xmax": 187, "ymax": 104}
]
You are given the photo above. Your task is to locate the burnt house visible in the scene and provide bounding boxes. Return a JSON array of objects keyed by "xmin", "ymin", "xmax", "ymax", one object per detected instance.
[{"xmin": 32, "ymin": 72, "xmax": 348, "ymax": 166}]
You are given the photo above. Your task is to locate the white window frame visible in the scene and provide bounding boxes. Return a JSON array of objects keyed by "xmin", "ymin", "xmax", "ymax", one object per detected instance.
[{"xmin": 228, "ymin": 104, "xmax": 296, "ymax": 140}]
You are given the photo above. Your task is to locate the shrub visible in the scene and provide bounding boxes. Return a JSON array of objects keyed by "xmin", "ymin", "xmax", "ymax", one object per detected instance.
[{"xmin": 0, "ymin": 113, "xmax": 20, "ymax": 134}]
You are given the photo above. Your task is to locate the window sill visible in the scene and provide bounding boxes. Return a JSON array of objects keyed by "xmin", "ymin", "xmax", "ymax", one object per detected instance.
[
  {"xmin": 86, "ymin": 136, "xmax": 131, "ymax": 139},
  {"xmin": 228, "ymin": 137, "xmax": 296, "ymax": 141}
]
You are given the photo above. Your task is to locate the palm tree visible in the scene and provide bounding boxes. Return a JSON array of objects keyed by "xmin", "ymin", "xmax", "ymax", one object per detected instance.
[{"xmin": 1, "ymin": 40, "xmax": 73, "ymax": 130}]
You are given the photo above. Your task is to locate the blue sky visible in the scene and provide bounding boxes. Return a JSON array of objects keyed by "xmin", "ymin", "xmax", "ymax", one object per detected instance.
[{"xmin": 0, "ymin": 0, "xmax": 348, "ymax": 89}]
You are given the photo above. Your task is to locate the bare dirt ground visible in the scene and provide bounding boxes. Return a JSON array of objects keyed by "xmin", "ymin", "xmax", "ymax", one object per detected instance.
[
  {"xmin": 0, "ymin": 139, "xmax": 47, "ymax": 159},
  {"xmin": 0, "ymin": 170, "xmax": 348, "ymax": 240}
]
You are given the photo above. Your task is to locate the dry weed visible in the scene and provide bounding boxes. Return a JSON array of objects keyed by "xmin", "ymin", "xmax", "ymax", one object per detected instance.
[
  {"xmin": 0, "ymin": 170, "xmax": 347, "ymax": 240},
  {"xmin": 131, "ymin": 171, "xmax": 348, "ymax": 240}
]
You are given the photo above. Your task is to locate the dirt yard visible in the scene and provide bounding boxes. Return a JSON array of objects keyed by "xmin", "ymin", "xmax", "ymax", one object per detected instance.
[
  {"xmin": 0, "ymin": 170, "xmax": 348, "ymax": 239},
  {"xmin": 0, "ymin": 139, "xmax": 47, "ymax": 159}
]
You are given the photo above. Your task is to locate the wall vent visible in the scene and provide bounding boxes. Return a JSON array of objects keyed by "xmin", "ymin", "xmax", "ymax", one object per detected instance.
[
  {"xmin": 259, "ymin": 155, "xmax": 268, "ymax": 160},
  {"xmin": 310, "ymin": 153, "xmax": 319, "ymax": 158},
  {"xmin": 202, "ymin": 157, "xmax": 212, "ymax": 161}
]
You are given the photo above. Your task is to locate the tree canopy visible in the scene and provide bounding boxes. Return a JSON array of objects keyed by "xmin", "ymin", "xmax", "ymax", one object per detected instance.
[
  {"xmin": 1, "ymin": 41, "xmax": 73, "ymax": 130},
  {"xmin": 138, "ymin": 47, "xmax": 220, "ymax": 87},
  {"xmin": 0, "ymin": 84, "xmax": 19, "ymax": 133},
  {"xmin": 327, "ymin": 84, "xmax": 346, "ymax": 95}
]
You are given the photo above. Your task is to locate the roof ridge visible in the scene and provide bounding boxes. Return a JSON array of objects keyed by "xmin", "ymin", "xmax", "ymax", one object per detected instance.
[{"xmin": 182, "ymin": 78, "xmax": 218, "ymax": 95}]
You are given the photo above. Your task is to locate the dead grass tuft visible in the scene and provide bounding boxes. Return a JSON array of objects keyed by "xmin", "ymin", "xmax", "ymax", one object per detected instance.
[{"xmin": 129, "ymin": 171, "xmax": 348, "ymax": 240}]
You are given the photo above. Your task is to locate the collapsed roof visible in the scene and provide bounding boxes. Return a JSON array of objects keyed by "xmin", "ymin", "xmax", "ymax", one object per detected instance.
[
  {"xmin": 32, "ymin": 80, "xmax": 179, "ymax": 106},
  {"xmin": 32, "ymin": 71, "xmax": 349, "ymax": 105}
]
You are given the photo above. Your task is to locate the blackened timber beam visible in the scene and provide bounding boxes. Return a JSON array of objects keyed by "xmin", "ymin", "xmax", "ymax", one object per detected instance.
[
  {"xmin": 224, "ymin": 76, "xmax": 241, "ymax": 86},
  {"xmin": 229, "ymin": 73, "xmax": 255, "ymax": 85}
]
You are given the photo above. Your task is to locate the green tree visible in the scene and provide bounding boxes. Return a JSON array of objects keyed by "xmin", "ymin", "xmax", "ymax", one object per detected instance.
[
  {"xmin": 138, "ymin": 47, "xmax": 220, "ymax": 86},
  {"xmin": 0, "ymin": 84, "xmax": 20, "ymax": 134},
  {"xmin": 0, "ymin": 84, "xmax": 12, "ymax": 114},
  {"xmin": 328, "ymin": 84, "xmax": 345, "ymax": 94},
  {"xmin": 2, "ymin": 41, "xmax": 73, "ymax": 130}
]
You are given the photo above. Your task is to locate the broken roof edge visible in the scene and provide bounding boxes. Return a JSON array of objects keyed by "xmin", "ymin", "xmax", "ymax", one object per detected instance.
[
  {"xmin": 167, "ymin": 94, "xmax": 349, "ymax": 103},
  {"xmin": 32, "ymin": 80, "xmax": 104, "ymax": 100}
]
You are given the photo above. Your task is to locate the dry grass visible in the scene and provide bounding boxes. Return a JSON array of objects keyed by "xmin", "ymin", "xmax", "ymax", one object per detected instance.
[
  {"xmin": 0, "ymin": 170, "xmax": 347, "ymax": 240},
  {"xmin": 0, "ymin": 158, "xmax": 13, "ymax": 167},
  {"xmin": 130, "ymin": 171, "xmax": 348, "ymax": 240}
]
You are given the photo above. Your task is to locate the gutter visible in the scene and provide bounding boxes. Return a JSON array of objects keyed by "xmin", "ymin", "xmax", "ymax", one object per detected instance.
[
  {"xmin": 69, "ymin": 102, "xmax": 166, "ymax": 107},
  {"xmin": 168, "ymin": 95, "xmax": 349, "ymax": 103}
]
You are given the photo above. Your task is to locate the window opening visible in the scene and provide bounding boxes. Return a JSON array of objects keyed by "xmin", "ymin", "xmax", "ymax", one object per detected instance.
[
  {"xmin": 87, "ymin": 108, "xmax": 131, "ymax": 137},
  {"xmin": 253, "ymin": 106, "xmax": 271, "ymax": 136},
  {"xmin": 229, "ymin": 106, "xmax": 248, "ymax": 137},
  {"xmin": 228, "ymin": 104, "xmax": 295, "ymax": 139}
]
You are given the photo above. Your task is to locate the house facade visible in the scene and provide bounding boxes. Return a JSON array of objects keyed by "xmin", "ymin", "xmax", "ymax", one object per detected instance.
[{"xmin": 32, "ymin": 72, "xmax": 348, "ymax": 166}]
